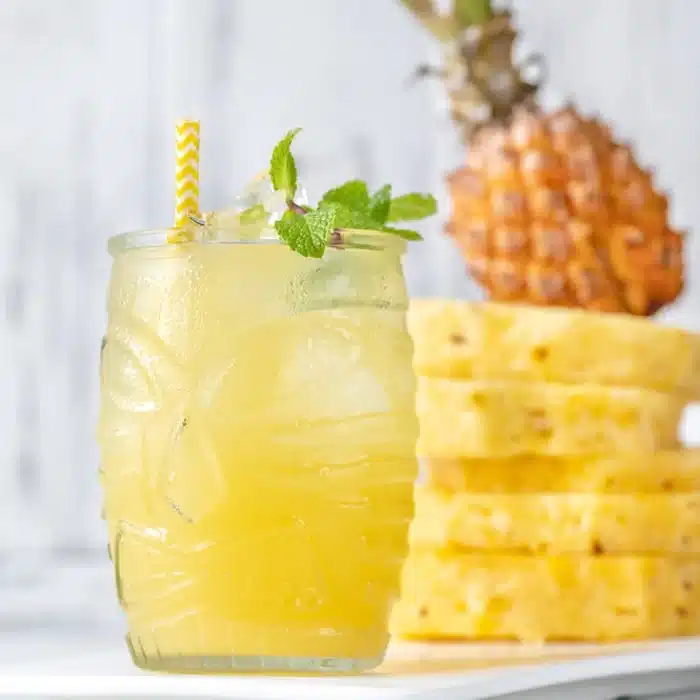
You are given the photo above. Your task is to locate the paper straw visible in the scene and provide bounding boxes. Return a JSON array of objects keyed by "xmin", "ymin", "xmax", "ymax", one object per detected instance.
[{"xmin": 171, "ymin": 119, "xmax": 201, "ymax": 241}]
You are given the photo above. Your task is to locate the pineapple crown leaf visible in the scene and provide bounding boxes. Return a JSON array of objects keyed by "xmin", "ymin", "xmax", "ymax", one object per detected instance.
[
  {"xmin": 400, "ymin": 0, "xmax": 494, "ymax": 41},
  {"xmin": 454, "ymin": 0, "xmax": 493, "ymax": 28},
  {"xmin": 399, "ymin": 1, "xmax": 547, "ymax": 143},
  {"xmin": 399, "ymin": 0, "xmax": 459, "ymax": 41}
]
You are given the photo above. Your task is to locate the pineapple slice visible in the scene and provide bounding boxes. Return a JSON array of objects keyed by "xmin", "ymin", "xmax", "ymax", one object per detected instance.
[
  {"xmin": 392, "ymin": 550, "xmax": 700, "ymax": 641},
  {"xmin": 425, "ymin": 451, "xmax": 700, "ymax": 493},
  {"xmin": 417, "ymin": 378, "xmax": 682, "ymax": 458},
  {"xmin": 409, "ymin": 300, "xmax": 700, "ymax": 399},
  {"xmin": 411, "ymin": 486, "xmax": 700, "ymax": 555}
]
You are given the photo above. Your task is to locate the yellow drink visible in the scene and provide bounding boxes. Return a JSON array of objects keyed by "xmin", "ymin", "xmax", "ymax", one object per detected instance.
[{"xmin": 98, "ymin": 230, "xmax": 419, "ymax": 672}]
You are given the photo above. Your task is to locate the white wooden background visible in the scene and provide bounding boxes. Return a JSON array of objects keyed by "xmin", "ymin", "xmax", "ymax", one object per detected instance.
[{"xmin": 0, "ymin": 0, "xmax": 699, "ymax": 559}]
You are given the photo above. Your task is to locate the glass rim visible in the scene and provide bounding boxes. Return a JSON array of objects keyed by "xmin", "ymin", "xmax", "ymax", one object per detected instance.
[{"xmin": 108, "ymin": 227, "xmax": 408, "ymax": 256}]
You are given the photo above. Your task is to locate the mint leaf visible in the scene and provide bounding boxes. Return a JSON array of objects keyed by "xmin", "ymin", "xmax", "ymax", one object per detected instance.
[
  {"xmin": 274, "ymin": 211, "xmax": 309, "ymax": 255},
  {"xmin": 320, "ymin": 180, "xmax": 370, "ymax": 212},
  {"xmin": 388, "ymin": 193, "xmax": 438, "ymax": 222},
  {"xmin": 274, "ymin": 208, "xmax": 334, "ymax": 258},
  {"xmin": 305, "ymin": 207, "xmax": 336, "ymax": 256},
  {"xmin": 270, "ymin": 128, "xmax": 301, "ymax": 199},
  {"xmin": 321, "ymin": 202, "xmax": 380, "ymax": 230},
  {"xmin": 239, "ymin": 204, "xmax": 267, "ymax": 225},
  {"xmin": 368, "ymin": 185, "xmax": 392, "ymax": 225},
  {"xmin": 382, "ymin": 225, "xmax": 424, "ymax": 241}
]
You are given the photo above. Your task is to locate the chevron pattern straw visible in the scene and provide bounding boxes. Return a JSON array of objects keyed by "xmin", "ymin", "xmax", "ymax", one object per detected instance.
[{"xmin": 171, "ymin": 119, "xmax": 201, "ymax": 240}]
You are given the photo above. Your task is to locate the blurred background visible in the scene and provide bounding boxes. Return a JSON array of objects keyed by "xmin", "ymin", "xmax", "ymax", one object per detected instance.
[{"xmin": 1, "ymin": 0, "xmax": 700, "ymax": 656}]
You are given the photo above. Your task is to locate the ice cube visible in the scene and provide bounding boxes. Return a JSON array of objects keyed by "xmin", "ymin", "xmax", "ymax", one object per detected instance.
[
  {"xmin": 197, "ymin": 308, "xmax": 417, "ymax": 507},
  {"xmin": 287, "ymin": 247, "xmax": 409, "ymax": 313},
  {"xmin": 204, "ymin": 308, "xmax": 415, "ymax": 428},
  {"xmin": 204, "ymin": 208, "xmax": 268, "ymax": 241},
  {"xmin": 207, "ymin": 171, "xmax": 310, "ymax": 236},
  {"xmin": 237, "ymin": 170, "xmax": 307, "ymax": 222}
]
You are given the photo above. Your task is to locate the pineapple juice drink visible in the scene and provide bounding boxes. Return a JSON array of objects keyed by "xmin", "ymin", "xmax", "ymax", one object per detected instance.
[{"xmin": 98, "ymin": 229, "xmax": 419, "ymax": 672}]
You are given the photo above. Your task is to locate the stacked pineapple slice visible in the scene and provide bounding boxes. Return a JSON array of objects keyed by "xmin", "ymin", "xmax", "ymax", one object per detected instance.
[
  {"xmin": 391, "ymin": 300, "xmax": 700, "ymax": 642},
  {"xmin": 395, "ymin": 0, "xmax": 698, "ymax": 643}
]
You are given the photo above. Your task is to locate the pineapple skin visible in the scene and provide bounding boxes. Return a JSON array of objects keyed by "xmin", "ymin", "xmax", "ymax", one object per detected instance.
[
  {"xmin": 409, "ymin": 299, "xmax": 700, "ymax": 399},
  {"xmin": 447, "ymin": 107, "xmax": 684, "ymax": 316},
  {"xmin": 417, "ymin": 378, "xmax": 683, "ymax": 458},
  {"xmin": 425, "ymin": 451, "xmax": 700, "ymax": 494},
  {"xmin": 392, "ymin": 550, "xmax": 700, "ymax": 642},
  {"xmin": 411, "ymin": 486, "xmax": 700, "ymax": 555}
]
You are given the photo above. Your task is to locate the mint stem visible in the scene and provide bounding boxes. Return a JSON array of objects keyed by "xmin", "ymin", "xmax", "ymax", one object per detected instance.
[
  {"xmin": 287, "ymin": 200, "xmax": 307, "ymax": 215},
  {"xmin": 330, "ymin": 229, "xmax": 344, "ymax": 248}
]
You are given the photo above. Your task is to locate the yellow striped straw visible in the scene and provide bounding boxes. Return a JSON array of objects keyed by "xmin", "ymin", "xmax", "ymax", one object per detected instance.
[{"xmin": 170, "ymin": 119, "xmax": 201, "ymax": 242}]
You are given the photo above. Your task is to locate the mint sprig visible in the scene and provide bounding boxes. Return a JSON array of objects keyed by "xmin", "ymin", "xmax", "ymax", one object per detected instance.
[{"xmin": 268, "ymin": 129, "xmax": 437, "ymax": 257}]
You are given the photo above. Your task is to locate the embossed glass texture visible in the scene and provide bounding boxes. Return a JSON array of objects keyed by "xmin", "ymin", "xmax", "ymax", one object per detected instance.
[{"xmin": 97, "ymin": 230, "xmax": 419, "ymax": 673}]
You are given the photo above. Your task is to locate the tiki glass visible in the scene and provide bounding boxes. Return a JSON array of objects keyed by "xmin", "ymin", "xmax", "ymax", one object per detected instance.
[{"xmin": 97, "ymin": 228, "xmax": 419, "ymax": 673}]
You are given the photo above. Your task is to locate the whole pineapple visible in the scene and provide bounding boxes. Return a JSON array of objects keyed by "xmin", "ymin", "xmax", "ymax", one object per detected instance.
[{"xmin": 402, "ymin": 1, "xmax": 684, "ymax": 315}]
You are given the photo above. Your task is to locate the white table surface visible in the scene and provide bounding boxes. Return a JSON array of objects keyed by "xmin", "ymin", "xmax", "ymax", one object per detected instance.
[{"xmin": 2, "ymin": 634, "xmax": 700, "ymax": 700}]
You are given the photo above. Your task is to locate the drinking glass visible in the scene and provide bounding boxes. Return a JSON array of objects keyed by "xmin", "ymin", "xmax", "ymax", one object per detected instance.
[{"xmin": 97, "ymin": 227, "xmax": 419, "ymax": 673}]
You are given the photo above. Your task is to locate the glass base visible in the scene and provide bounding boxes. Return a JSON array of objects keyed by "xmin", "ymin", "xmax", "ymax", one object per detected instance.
[{"xmin": 129, "ymin": 644, "xmax": 383, "ymax": 674}]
